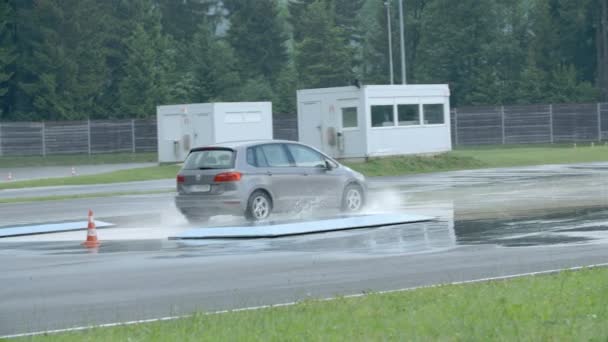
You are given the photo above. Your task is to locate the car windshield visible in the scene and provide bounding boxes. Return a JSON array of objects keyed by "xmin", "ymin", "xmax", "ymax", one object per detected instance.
[{"xmin": 183, "ymin": 149, "xmax": 234, "ymax": 170}]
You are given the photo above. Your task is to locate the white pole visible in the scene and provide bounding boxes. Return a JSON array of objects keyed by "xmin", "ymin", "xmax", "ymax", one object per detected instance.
[
  {"xmin": 385, "ymin": 1, "xmax": 394, "ymax": 85},
  {"xmin": 131, "ymin": 119, "xmax": 136, "ymax": 153},
  {"xmin": 41, "ymin": 121, "xmax": 46, "ymax": 156},
  {"xmin": 598, "ymin": 102, "xmax": 602, "ymax": 142},
  {"xmin": 398, "ymin": 0, "xmax": 407, "ymax": 84},
  {"xmin": 87, "ymin": 119, "xmax": 92, "ymax": 155}
]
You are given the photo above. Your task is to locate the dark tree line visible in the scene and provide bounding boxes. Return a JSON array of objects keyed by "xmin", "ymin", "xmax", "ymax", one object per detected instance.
[{"xmin": 0, "ymin": 0, "xmax": 606, "ymax": 121}]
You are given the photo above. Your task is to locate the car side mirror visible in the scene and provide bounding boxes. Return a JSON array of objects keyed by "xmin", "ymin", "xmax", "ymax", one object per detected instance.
[{"xmin": 324, "ymin": 160, "xmax": 335, "ymax": 170}]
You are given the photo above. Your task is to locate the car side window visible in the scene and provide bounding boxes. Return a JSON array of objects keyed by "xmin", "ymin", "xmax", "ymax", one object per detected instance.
[
  {"xmin": 286, "ymin": 144, "xmax": 326, "ymax": 168},
  {"xmin": 246, "ymin": 147, "xmax": 256, "ymax": 166},
  {"xmin": 260, "ymin": 144, "xmax": 291, "ymax": 167}
]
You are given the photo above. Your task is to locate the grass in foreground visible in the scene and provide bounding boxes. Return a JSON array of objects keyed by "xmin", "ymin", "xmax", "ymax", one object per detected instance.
[
  {"xmin": 0, "ymin": 153, "xmax": 157, "ymax": 168},
  {"xmin": 17, "ymin": 267, "xmax": 608, "ymax": 341}
]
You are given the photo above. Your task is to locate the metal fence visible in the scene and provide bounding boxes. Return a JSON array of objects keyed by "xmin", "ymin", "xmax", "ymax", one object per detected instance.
[
  {"xmin": 0, "ymin": 117, "xmax": 297, "ymax": 157},
  {"xmin": 452, "ymin": 103, "xmax": 608, "ymax": 146},
  {"xmin": 0, "ymin": 119, "xmax": 157, "ymax": 156},
  {"xmin": 1, "ymin": 103, "xmax": 606, "ymax": 156},
  {"xmin": 273, "ymin": 116, "xmax": 298, "ymax": 142}
]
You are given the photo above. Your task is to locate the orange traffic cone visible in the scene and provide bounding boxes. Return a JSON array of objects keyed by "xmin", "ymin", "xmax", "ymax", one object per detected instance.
[{"xmin": 82, "ymin": 209, "xmax": 101, "ymax": 248}]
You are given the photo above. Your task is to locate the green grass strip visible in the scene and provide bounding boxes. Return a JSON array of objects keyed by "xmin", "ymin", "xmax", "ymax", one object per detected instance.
[
  {"xmin": 344, "ymin": 153, "xmax": 484, "ymax": 177},
  {"xmin": 0, "ymin": 153, "xmax": 158, "ymax": 168},
  {"xmin": 2, "ymin": 145, "xmax": 608, "ymax": 189},
  {"xmin": 0, "ymin": 190, "xmax": 174, "ymax": 204},
  {"xmin": 17, "ymin": 267, "xmax": 608, "ymax": 341},
  {"xmin": 0, "ymin": 165, "xmax": 180, "ymax": 190},
  {"xmin": 346, "ymin": 145, "xmax": 608, "ymax": 177},
  {"xmin": 453, "ymin": 144, "xmax": 608, "ymax": 168}
]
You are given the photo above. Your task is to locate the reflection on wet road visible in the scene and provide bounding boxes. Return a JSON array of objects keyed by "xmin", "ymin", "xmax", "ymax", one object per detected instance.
[
  {"xmin": 4, "ymin": 207, "xmax": 608, "ymax": 258},
  {"xmin": 456, "ymin": 207, "xmax": 608, "ymax": 247}
]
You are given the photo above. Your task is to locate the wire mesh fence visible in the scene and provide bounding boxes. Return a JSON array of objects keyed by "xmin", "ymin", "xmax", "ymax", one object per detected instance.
[
  {"xmin": 0, "ymin": 103, "xmax": 606, "ymax": 156},
  {"xmin": 0, "ymin": 119, "xmax": 156, "ymax": 156},
  {"xmin": 452, "ymin": 102, "xmax": 608, "ymax": 146}
]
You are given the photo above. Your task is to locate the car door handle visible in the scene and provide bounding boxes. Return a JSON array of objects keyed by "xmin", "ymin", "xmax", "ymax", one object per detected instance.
[
  {"xmin": 301, "ymin": 173, "xmax": 309, "ymax": 176},
  {"xmin": 266, "ymin": 171, "xmax": 273, "ymax": 176}
]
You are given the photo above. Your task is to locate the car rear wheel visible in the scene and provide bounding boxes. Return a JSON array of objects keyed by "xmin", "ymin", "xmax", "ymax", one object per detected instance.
[
  {"xmin": 245, "ymin": 190, "xmax": 272, "ymax": 221},
  {"xmin": 341, "ymin": 184, "xmax": 364, "ymax": 213}
]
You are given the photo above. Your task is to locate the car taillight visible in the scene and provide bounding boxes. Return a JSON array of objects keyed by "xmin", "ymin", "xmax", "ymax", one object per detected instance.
[
  {"xmin": 176, "ymin": 174, "xmax": 185, "ymax": 183},
  {"xmin": 214, "ymin": 172, "xmax": 242, "ymax": 182}
]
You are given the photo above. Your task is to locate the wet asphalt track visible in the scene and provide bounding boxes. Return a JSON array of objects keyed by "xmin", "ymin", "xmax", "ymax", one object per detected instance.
[{"xmin": 2, "ymin": 163, "xmax": 608, "ymax": 336}]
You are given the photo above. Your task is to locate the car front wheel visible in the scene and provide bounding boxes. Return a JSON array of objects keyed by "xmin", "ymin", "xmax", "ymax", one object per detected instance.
[
  {"xmin": 341, "ymin": 184, "xmax": 364, "ymax": 213},
  {"xmin": 245, "ymin": 190, "xmax": 272, "ymax": 221}
]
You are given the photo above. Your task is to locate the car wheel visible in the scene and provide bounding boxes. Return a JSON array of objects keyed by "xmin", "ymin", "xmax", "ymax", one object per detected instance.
[
  {"xmin": 341, "ymin": 184, "xmax": 364, "ymax": 213},
  {"xmin": 245, "ymin": 190, "xmax": 272, "ymax": 221}
]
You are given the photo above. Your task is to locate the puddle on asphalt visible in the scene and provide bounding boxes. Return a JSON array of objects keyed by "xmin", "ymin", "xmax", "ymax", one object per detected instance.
[
  {"xmin": 454, "ymin": 207, "xmax": 608, "ymax": 247},
  {"xmin": 3, "ymin": 207, "xmax": 608, "ymax": 257}
]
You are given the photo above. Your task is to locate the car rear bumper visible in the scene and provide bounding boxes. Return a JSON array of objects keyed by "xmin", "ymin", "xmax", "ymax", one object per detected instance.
[{"xmin": 175, "ymin": 193, "xmax": 245, "ymax": 217}]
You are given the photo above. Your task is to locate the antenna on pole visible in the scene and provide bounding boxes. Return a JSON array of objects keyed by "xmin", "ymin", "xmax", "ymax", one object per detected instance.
[
  {"xmin": 385, "ymin": 0, "xmax": 394, "ymax": 85},
  {"xmin": 398, "ymin": 0, "xmax": 407, "ymax": 84}
]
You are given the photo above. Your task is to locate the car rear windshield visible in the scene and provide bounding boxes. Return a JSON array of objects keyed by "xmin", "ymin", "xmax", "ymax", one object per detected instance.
[{"xmin": 183, "ymin": 149, "xmax": 235, "ymax": 170}]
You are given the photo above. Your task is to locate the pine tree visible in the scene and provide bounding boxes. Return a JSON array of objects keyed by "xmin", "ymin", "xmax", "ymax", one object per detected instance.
[
  {"xmin": 599, "ymin": 0, "xmax": 608, "ymax": 100},
  {"xmin": 294, "ymin": 1, "xmax": 354, "ymax": 89},
  {"xmin": 116, "ymin": 23, "xmax": 171, "ymax": 118},
  {"xmin": 233, "ymin": 76, "xmax": 278, "ymax": 103},
  {"xmin": 514, "ymin": 62, "xmax": 547, "ymax": 104},
  {"xmin": 15, "ymin": 0, "xmax": 79, "ymax": 120},
  {"xmin": 0, "ymin": 0, "xmax": 15, "ymax": 118},
  {"xmin": 415, "ymin": 0, "xmax": 504, "ymax": 106},
  {"xmin": 97, "ymin": 0, "xmax": 172, "ymax": 118},
  {"xmin": 66, "ymin": 0, "xmax": 110, "ymax": 119},
  {"xmin": 189, "ymin": 22, "xmax": 241, "ymax": 102},
  {"xmin": 13, "ymin": 0, "xmax": 116, "ymax": 120},
  {"xmin": 547, "ymin": 64, "xmax": 599, "ymax": 103},
  {"xmin": 225, "ymin": 0, "xmax": 288, "ymax": 81},
  {"xmin": 273, "ymin": 63, "xmax": 298, "ymax": 113},
  {"xmin": 287, "ymin": 0, "xmax": 316, "ymax": 41},
  {"xmin": 362, "ymin": 0, "xmax": 399, "ymax": 84},
  {"xmin": 158, "ymin": 0, "xmax": 223, "ymax": 42}
]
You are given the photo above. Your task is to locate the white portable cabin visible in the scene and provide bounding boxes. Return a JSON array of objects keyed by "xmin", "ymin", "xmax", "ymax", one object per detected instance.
[
  {"xmin": 157, "ymin": 102, "xmax": 272, "ymax": 163},
  {"xmin": 297, "ymin": 85, "xmax": 452, "ymax": 159}
]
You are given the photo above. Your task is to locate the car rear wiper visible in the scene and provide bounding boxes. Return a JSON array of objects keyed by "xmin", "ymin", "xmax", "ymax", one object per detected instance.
[{"xmin": 198, "ymin": 167, "xmax": 217, "ymax": 170}]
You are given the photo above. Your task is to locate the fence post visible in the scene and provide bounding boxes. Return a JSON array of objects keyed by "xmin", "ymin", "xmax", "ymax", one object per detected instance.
[
  {"xmin": 41, "ymin": 121, "xmax": 46, "ymax": 157},
  {"xmin": 501, "ymin": 106, "xmax": 506, "ymax": 145},
  {"xmin": 549, "ymin": 104, "xmax": 554, "ymax": 144},
  {"xmin": 598, "ymin": 102, "xmax": 602, "ymax": 142},
  {"xmin": 87, "ymin": 119, "xmax": 92, "ymax": 155},
  {"xmin": 453, "ymin": 108, "xmax": 459, "ymax": 146},
  {"xmin": 131, "ymin": 119, "xmax": 136, "ymax": 153}
]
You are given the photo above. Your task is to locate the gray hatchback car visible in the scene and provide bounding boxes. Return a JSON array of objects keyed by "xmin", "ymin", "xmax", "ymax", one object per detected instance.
[{"xmin": 175, "ymin": 140, "xmax": 367, "ymax": 222}]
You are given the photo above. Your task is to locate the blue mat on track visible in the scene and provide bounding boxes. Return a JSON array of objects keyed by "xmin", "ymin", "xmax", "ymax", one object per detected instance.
[{"xmin": 170, "ymin": 213, "xmax": 433, "ymax": 240}]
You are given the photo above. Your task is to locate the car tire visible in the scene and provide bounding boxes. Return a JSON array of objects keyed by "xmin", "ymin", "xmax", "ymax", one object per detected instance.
[
  {"xmin": 245, "ymin": 190, "xmax": 272, "ymax": 221},
  {"xmin": 341, "ymin": 184, "xmax": 364, "ymax": 213}
]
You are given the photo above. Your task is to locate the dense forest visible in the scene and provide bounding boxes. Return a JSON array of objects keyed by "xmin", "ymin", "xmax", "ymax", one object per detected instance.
[{"xmin": 0, "ymin": 0, "xmax": 606, "ymax": 121}]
